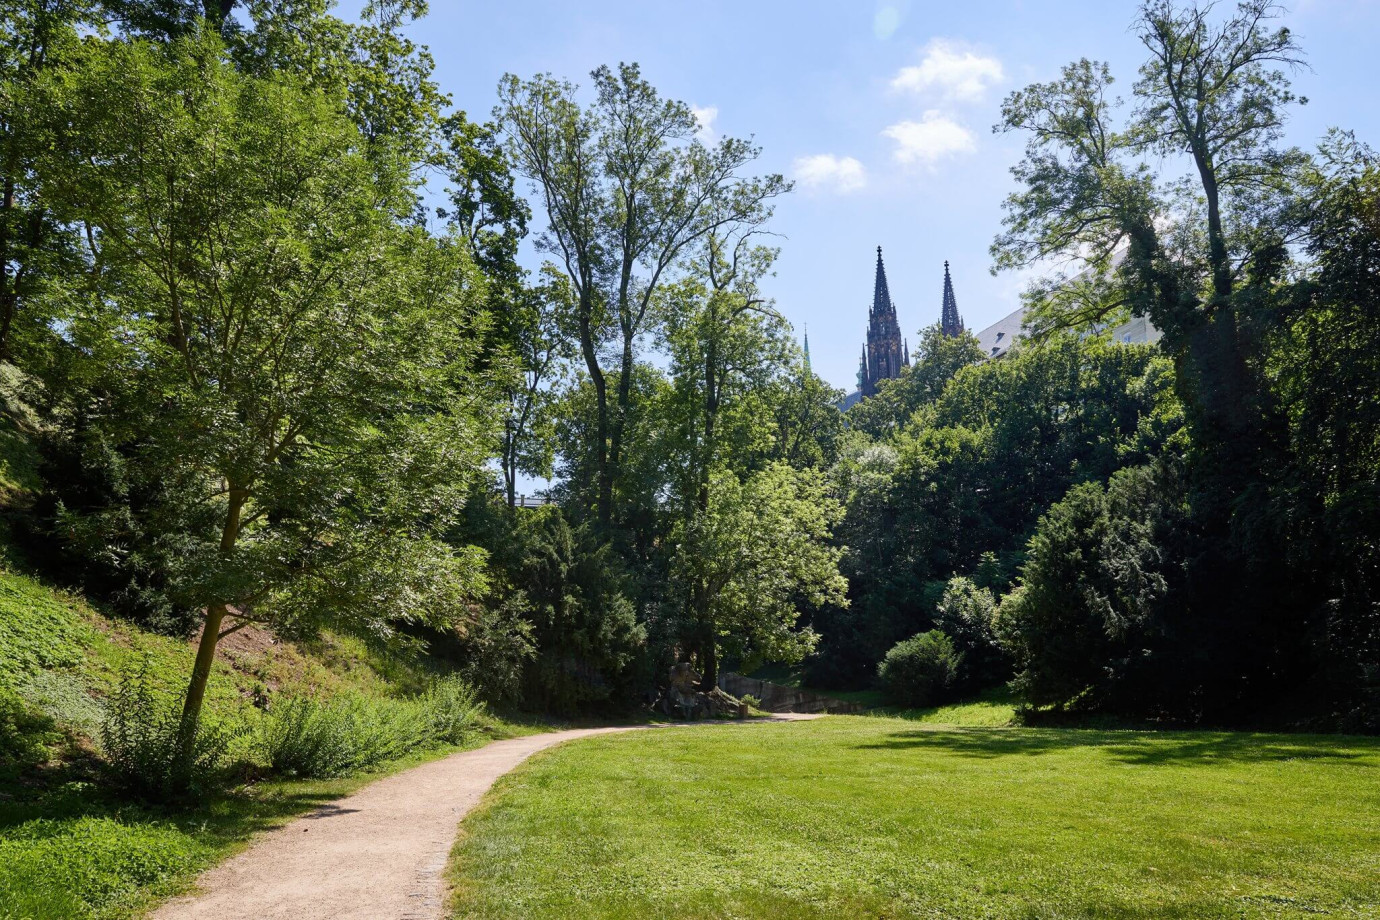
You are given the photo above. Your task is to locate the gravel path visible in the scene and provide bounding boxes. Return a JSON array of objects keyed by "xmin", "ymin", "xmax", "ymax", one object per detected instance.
[{"xmin": 152, "ymin": 716, "xmax": 820, "ymax": 920}]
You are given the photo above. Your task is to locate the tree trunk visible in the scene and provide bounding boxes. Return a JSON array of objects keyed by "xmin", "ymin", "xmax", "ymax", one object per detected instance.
[
  {"xmin": 176, "ymin": 486, "xmax": 244, "ymax": 764},
  {"xmin": 605, "ymin": 333, "xmax": 636, "ymax": 528},
  {"xmin": 576, "ymin": 291, "xmax": 611, "ymax": 528},
  {"xmin": 177, "ymin": 601, "xmax": 227, "ymax": 760},
  {"xmin": 699, "ymin": 631, "xmax": 718, "ymax": 691},
  {"xmin": 0, "ymin": 176, "xmax": 15, "ymax": 363}
]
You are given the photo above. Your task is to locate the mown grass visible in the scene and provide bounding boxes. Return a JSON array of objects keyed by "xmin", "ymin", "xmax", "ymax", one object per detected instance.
[
  {"xmin": 449, "ymin": 709, "xmax": 1380, "ymax": 920},
  {"xmin": 0, "ymin": 564, "xmax": 536, "ymax": 920}
]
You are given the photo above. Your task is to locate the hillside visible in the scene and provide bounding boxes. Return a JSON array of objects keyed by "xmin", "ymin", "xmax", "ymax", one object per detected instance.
[{"xmin": 0, "ymin": 385, "xmax": 535, "ymax": 920}]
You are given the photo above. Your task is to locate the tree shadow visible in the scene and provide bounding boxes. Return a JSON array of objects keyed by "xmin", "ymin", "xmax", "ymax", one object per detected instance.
[{"xmin": 855, "ymin": 727, "xmax": 1379, "ymax": 766}]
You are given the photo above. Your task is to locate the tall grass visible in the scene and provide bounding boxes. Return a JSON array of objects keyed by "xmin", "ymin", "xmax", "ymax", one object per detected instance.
[
  {"xmin": 258, "ymin": 675, "xmax": 485, "ymax": 778},
  {"xmin": 99, "ymin": 662, "xmax": 238, "ymax": 800}
]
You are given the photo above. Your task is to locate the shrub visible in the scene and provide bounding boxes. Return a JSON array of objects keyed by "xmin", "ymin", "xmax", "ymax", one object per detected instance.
[
  {"xmin": 258, "ymin": 678, "xmax": 485, "ymax": 779},
  {"xmin": 257, "ymin": 695, "xmax": 424, "ymax": 778},
  {"xmin": 422, "ymin": 675, "xmax": 486, "ymax": 744},
  {"xmin": 99, "ymin": 662, "xmax": 236, "ymax": 800},
  {"xmin": 878, "ymin": 630, "xmax": 961, "ymax": 708},
  {"xmin": 934, "ymin": 577, "xmax": 1009, "ymax": 691},
  {"xmin": 740, "ymin": 693, "xmax": 762, "ymax": 711}
]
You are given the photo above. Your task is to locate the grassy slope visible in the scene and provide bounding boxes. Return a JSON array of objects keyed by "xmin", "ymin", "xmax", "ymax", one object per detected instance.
[
  {"xmin": 0, "ymin": 563, "xmax": 537, "ymax": 920},
  {"xmin": 448, "ymin": 707, "xmax": 1380, "ymax": 920}
]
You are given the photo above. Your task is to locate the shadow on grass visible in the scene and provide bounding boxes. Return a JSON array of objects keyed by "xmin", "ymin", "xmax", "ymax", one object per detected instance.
[
  {"xmin": 0, "ymin": 753, "xmax": 356, "ymax": 849},
  {"xmin": 855, "ymin": 727, "xmax": 1379, "ymax": 766}
]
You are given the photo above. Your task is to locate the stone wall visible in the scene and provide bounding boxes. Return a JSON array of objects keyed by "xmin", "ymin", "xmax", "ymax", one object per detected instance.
[{"xmin": 717, "ymin": 673, "xmax": 863, "ymax": 714}]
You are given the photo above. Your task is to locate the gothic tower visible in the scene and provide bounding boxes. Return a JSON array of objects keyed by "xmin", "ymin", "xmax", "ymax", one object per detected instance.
[
  {"xmin": 939, "ymin": 260, "xmax": 964, "ymax": 337},
  {"xmin": 858, "ymin": 247, "xmax": 908, "ymax": 398}
]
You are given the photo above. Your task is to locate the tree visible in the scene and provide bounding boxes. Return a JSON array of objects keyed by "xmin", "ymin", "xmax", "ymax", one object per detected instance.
[
  {"xmin": 847, "ymin": 324, "xmax": 985, "ymax": 440},
  {"xmin": 669, "ymin": 462, "xmax": 847, "ymax": 687},
  {"xmin": 995, "ymin": 463, "xmax": 1188, "ymax": 715},
  {"xmin": 34, "ymin": 35, "xmax": 498, "ymax": 764},
  {"xmin": 994, "ymin": 1, "xmax": 1305, "ymax": 461},
  {"xmin": 495, "ymin": 63, "xmax": 788, "ymax": 528},
  {"xmin": 495, "ymin": 269, "xmax": 573, "ymax": 507},
  {"xmin": 0, "ymin": 0, "xmax": 94, "ymax": 364}
]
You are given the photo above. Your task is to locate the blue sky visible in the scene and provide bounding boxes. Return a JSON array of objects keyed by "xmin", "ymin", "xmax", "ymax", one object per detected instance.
[{"xmin": 402, "ymin": 0, "xmax": 1379, "ymax": 394}]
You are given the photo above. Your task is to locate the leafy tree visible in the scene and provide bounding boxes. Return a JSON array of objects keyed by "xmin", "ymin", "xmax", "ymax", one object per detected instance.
[
  {"xmin": 1272, "ymin": 133, "xmax": 1380, "ymax": 728},
  {"xmin": 0, "ymin": 0, "xmax": 94, "ymax": 364},
  {"xmin": 495, "ymin": 63, "xmax": 788, "ymax": 528},
  {"xmin": 460, "ymin": 499, "xmax": 645, "ymax": 712},
  {"xmin": 995, "ymin": 462, "xmax": 1188, "ymax": 716},
  {"xmin": 848, "ymin": 324, "xmax": 985, "ymax": 440},
  {"xmin": 669, "ymin": 462, "xmax": 847, "ymax": 687},
  {"xmin": 933, "ymin": 576, "xmax": 1007, "ymax": 691},
  {"xmin": 33, "ymin": 35, "xmax": 498, "ymax": 761}
]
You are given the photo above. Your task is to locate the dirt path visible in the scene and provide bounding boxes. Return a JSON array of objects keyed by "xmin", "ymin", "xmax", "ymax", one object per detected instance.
[{"xmin": 152, "ymin": 715, "xmax": 820, "ymax": 920}]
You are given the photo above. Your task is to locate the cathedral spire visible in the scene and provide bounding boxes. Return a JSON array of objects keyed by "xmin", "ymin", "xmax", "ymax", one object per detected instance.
[
  {"xmin": 873, "ymin": 246, "xmax": 895, "ymax": 320},
  {"xmin": 860, "ymin": 246, "xmax": 905, "ymax": 398},
  {"xmin": 940, "ymin": 260, "xmax": 964, "ymax": 337},
  {"xmin": 803, "ymin": 323, "xmax": 811, "ymax": 373}
]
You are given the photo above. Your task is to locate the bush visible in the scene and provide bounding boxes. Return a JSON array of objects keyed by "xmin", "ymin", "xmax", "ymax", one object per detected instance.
[
  {"xmin": 994, "ymin": 463, "xmax": 1186, "ymax": 715},
  {"xmin": 258, "ymin": 677, "xmax": 486, "ymax": 778},
  {"xmin": 934, "ymin": 577, "xmax": 1009, "ymax": 691},
  {"xmin": 878, "ymin": 630, "xmax": 961, "ymax": 708},
  {"xmin": 422, "ymin": 675, "xmax": 486, "ymax": 744},
  {"xmin": 99, "ymin": 662, "xmax": 236, "ymax": 800}
]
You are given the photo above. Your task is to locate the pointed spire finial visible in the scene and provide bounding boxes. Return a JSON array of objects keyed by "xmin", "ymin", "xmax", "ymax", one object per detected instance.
[{"xmin": 939, "ymin": 260, "xmax": 963, "ymax": 338}]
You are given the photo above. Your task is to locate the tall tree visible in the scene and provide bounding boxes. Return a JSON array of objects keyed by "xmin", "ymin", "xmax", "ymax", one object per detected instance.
[
  {"xmin": 34, "ymin": 35, "xmax": 497, "ymax": 764},
  {"xmin": 0, "ymin": 0, "xmax": 93, "ymax": 363},
  {"xmin": 495, "ymin": 63, "xmax": 788, "ymax": 528},
  {"xmin": 669, "ymin": 462, "xmax": 847, "ymax": 686}
]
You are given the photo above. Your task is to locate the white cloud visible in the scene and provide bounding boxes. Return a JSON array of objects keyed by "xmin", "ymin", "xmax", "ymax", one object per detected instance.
[
  {"xmin": 882, "ymin": 111, "xmax": 975, "ymax": 166},
  {"xmin": 890, "ymin": 39, "xmax": 1003, "ymax": 103},
  {"xmin": 791, "ymin": 154, "xmax": 868, "ymax": 194},
  {"xmin": 691, "ymin": 105, "xmax": 718, "ymax": 144}
]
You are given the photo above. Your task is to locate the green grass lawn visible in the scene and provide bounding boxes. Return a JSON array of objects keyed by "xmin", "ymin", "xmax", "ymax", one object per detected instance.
[{"xmin": 448, "ymin": 713, "xmax": 1380, "ymax": 920}]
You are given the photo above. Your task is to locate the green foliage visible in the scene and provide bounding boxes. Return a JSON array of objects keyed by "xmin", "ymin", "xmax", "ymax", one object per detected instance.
[
  {"xmin": 995, "ymin": 462, "xmax": 1187, "ymax": 714},
  {"xmin": 0, "ymin": 571, "xmax": 87, "ymax": 689},
  {"xmin": 877, "ymin": 631, "xmax": 961, "ymax": 708},
  {"xmin": 496, "ymin": 62, "xmax": 789, "ymax": 528},
  {"xmin": 100, "ymin": 662, "xmax": 237, "ymax": 800},
  {"xmin": 817, "ymin": 333, "xmax": 1179, "ymax": 688},
  {"xmin": 846, "ymin": 324, "xmax": 985, "ymax": 440},
  {"xmin": 933, "ymin": 577, "xmax": 1007, "ymax": 690},
  {"xmin": 0, "ymin": 815, "xmax": 196, "ymax": 920},
  {"xmin": 454, "ymin": 498, "xmax": 643, "ymax": 712},
  {"xmin": 258, "ymin": 677, "xmax": 486, "ymax": 779},
  {"xmin": 671, "ymin": 463, "xmax": 847, "ymax": 678},
  {"xmin": 257, "ymin": 695, "xmax": 419, "ymax": 779},
  {"xmin": 19, "ymin": 30, "xmax": 500, "ymax": 755},
  {"xmin": 0, "ymin": 687, "xmax": 57, "ymax": 773},
  {"xmin": 421, "ymin": 676, "xmax": 487, "ymax": 745}
]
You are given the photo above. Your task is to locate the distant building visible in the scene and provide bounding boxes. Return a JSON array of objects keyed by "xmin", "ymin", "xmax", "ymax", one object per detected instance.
[
  {"xmin": 973, "ymin": 305, "xmax": 1161, "ymax": 359},
  {"xmin": 857, "ymin": 247, "xmax": 910, "ymax": 400},
  {"xmin": 840, "ymin": 251, "xmax": 961, "ymax": 410},
  {"xmin": 836, "ymin": 252, "xmax": 1163, "ymax": 409}
]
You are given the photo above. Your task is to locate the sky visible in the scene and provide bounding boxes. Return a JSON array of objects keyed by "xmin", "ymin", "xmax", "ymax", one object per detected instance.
[{"xmin": 393, "ymin": 0, "xmax": 1379, "ymax": 395}]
